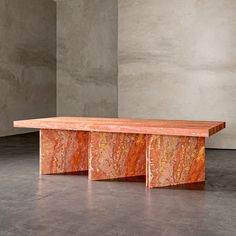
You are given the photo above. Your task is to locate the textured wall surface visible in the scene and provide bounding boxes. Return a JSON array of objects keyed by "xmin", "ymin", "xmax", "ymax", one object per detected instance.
[
  {"xmin": 0, "ymin": 0, "xmax": 56, "ymax": 136},
  {"xmin": 118, "ymin": 0, "xmax": 236, "ymax": 149},
  {"xmin": 57, "ymin": 0, "xmax": 118, "ymax": 117}
]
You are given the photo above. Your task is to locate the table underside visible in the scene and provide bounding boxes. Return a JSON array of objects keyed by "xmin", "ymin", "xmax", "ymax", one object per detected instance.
[{"xmin": 40, "ymin": 129, "xmax": 205, "ymax": 188}]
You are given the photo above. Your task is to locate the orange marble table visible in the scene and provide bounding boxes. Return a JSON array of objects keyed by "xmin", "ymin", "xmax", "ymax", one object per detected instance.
[{"xmin": 14, "ymin": 117, "xmax": 225, "ymax": 188}]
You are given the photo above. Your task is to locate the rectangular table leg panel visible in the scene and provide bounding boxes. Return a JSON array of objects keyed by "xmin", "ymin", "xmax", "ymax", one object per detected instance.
[
  {"xmin": 146, "ymin": 135, "xmax": 205, "ymax": 188},
  {"xmin": 89, "ymin": 132, "xmax": 146, "ymax": 180},
  {"xmin": 40, "ymin": 129, "xmax": 89, "ymax": 174}
]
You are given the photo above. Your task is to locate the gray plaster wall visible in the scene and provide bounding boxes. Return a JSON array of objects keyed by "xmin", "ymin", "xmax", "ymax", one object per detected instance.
[
  {"xmin": 118, "ymin": 0, "xmax": 236, "ymax": 149},
  {"xmin": 57, "ymin": 0, "xmax": 118, "ymax": 117},
  {"xmin": 0, "ymin": 0, "xmax": 56, "ymax": 136}
]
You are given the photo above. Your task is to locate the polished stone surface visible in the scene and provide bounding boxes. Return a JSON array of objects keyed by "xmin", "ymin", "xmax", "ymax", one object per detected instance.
[
  {"xmin": 89, "ymin": 132, "xmax": 146, "ymax": 180},
  {"xmin": 14, "ymin": 116, "xmax": 225, "ymax": 137},
  {"xmin": 14, "ymin": 117, "xmax": 225, "ymax": 188},
  {"xmin": 0, "ymin": 133, "xmax": 236, "ymax": 236},
  {"xmin": 146, "ymin": 135, "xmax": 205, "ymax": 188},
  {"xmin": 40, "ymin": 130, "xmax": 89, "ymax": 174}
]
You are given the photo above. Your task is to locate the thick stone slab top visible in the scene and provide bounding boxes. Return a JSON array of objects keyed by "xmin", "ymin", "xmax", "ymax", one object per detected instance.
[{"xmin": 14, "ymin": 117, "xmax": 225, "ymax": 137}]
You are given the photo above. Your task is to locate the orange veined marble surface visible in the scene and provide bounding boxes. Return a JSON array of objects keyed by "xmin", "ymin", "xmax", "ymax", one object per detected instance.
[
  {"xmin": 146, "ymin": 135, "xmax": 205, "ymax": 188},
  {"xmin": 40, "ymin": 130, "xmax": 89, "ymax": 174},
  {"xmin": 14, "ymin": 117, "xmax": 225, "ymax": 137},
  {"xmin": 14, "ymin": 117, "xmax": 225, "ymax": 188},
  {"xmin": 89, "ymin": 132, "xmax": 146, "ymax": 180}
]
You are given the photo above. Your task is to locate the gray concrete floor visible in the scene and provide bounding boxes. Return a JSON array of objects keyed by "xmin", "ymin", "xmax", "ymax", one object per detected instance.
[{"xmin": 0, "ymin": 133, "xmax": 235, "ymax": 236}]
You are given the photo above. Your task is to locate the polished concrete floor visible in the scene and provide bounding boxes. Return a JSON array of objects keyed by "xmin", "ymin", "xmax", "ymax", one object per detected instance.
[{"xmin": 0, "ymin": 133, "xmax": 235, "ymax": 236}]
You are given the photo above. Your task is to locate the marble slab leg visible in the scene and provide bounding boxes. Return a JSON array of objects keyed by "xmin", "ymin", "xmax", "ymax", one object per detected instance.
[
  {"xmin": 146, "ymin": 135, "xmax": 205, "ymax": 188},
  {"xmin": 40, "ymin": 129, "xmax": 89, "ymax": 174},
  {"xmin": 89, "ymin": 132, "xmax": 146, "ymax": 180}
]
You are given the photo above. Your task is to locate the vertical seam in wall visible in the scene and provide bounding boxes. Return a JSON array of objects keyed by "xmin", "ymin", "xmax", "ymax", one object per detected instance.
[
  {"xmin": 55, "ymin": 0, "xmax": 58, "ymax": 116},
  {"xmin": 117, "ymin": 0, "xmax": 119, "ymax": 118}
]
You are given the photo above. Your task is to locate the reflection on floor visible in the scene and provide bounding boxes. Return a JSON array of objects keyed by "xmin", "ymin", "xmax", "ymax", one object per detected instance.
[{"xmin": 0, "ymin": 132, "xmax": 235, "ymax": 236}]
